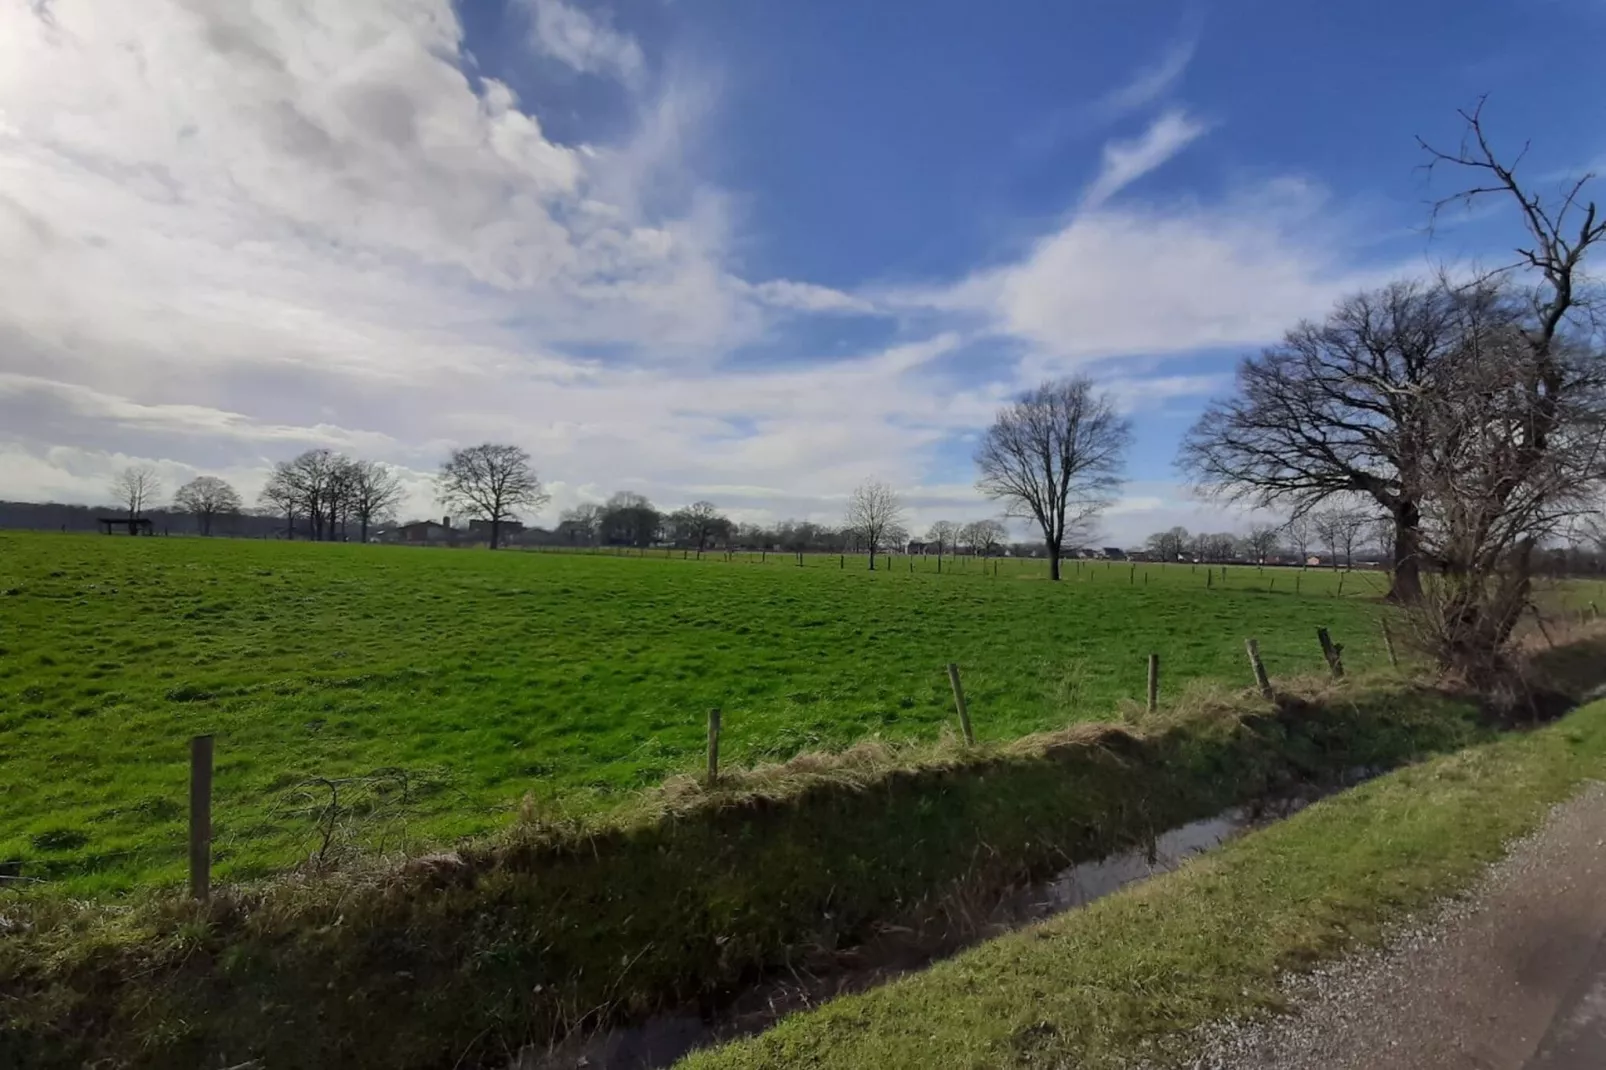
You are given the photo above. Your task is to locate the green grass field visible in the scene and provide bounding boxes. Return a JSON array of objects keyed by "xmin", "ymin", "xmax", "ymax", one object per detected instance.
[{"xmin": 3, "ymin": 531, "xmax": 1406, "ymax": 894}]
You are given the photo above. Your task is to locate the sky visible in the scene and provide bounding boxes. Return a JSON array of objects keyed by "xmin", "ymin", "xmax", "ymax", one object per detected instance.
[{"xmin": 2, "ymin": 0, "xmax": 1603, "ymax": 544}]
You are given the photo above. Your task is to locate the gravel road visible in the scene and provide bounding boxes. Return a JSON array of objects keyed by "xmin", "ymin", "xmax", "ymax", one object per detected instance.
[{"xmin": 1183, "ymin": 781, "xmax": 1606, "ymax": 1070}]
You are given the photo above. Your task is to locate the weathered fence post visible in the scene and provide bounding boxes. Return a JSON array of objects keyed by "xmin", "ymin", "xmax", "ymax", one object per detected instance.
[
  {"xmin": 839, "ymin": 553, "xmax": 844, "ymax": 569},
  {"xmin": 706, "ymin": 709, "xmax": 721, "ymax": 785},
  {"xmin": 1530, "ymin": 605, "xmax": 1556, "ymax": 649},
  {"xmin": 1592, "ymin": 601, "xmax": 1600, "ymax": 622},
  {"xmin": 1246, "ymin": 639, "xmax": 1274, "ymax": 700},
  {"xmin": 1316, "ymin": 627, "xmax": 1345, "ymax": 678},
  {"xmin": 1130, "ymin": 564, "xmax": 1136, "ymax": 584},
  {"xmin": 946, "ymin": 663, "xmax": 975, "ymax": 745},
  {"xmin": 1380, "ymin": 618, "xmax": 1399, "ymax": 668},
  {"xmin": 189, "ymin": 734, "xmax": 214, "ymax": 902},
  {"xmin": 1146, "ymin": 653, "xmax": 1160, "ymax": 715},
  {"xmin": 1207, "ymin": 570, "xmax": 1213, "ymax": 590}
]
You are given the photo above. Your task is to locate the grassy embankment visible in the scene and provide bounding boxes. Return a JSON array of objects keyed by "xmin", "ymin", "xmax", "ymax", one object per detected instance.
[
  {"xmin": 0, "ymin": 531, "xmax": 1412, "ymax": 894},
  {"xmin": 685, "ymin": 689, "xmax": 1606, "ymax": 1070}
]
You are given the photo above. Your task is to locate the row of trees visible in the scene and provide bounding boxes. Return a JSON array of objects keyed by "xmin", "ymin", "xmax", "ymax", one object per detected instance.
[
  {"xmin": 258, "ymin": 450, "xmax": 409, "ymax": 543},
  {"xmin": 1143, "ymin": 508, "xmax": 1383, "ymax": 569},
  {"xmin": 111, "ymin": 465, "xmax": 246, "ymax": 537}
]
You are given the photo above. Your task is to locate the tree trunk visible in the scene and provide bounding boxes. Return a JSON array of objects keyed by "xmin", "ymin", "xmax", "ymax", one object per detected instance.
[
  {"xmin": 1048, "ymin": 541, "xmax": 1062, "ymax": 581},
  {"xmin": 867, "ymin": 547, "xmax": 876, "ymax": 571},
  {"xmin": 490, "ymin": 518, "xmax": 501, "ymax": 550},
  {"xmin": 360, "ymin": 516, "xmax": 369, "ymax": 544},
  {"xmin": 1386, "ymin": 501, "xmax": 1424, "ymax": 604}
]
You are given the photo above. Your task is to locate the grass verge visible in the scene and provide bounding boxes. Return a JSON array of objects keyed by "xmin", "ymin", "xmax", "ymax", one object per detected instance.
[{"xmin": 680, "ymin": 695, "xmax": 1606, "ymax": 1070}]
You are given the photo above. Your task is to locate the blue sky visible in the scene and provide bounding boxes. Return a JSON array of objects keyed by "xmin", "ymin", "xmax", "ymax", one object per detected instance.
[{"xmin": 0, "ymin": 0, "xmax": 1602, "ymax": 542}]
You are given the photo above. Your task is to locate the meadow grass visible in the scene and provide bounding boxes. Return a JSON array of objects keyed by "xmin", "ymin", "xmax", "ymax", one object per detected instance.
[{"xmin": 3, "ymin": 531, "xmax": 1415, "ymax": 893}]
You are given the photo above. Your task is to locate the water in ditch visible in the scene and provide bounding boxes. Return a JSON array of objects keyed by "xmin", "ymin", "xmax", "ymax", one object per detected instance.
[{"xmin": 513, "ymin": 778, "xmax": 1369, "ymax": 1070}]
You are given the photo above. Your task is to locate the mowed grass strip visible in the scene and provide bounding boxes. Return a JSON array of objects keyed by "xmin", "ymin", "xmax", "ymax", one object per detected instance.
[
  {"xmin": 4, "ymin": 532, "xmax": 1392, "ymax": 893},
  {"xmin": 680, "ymin": 699, "xmax": 1606, "ymax": 1070}
]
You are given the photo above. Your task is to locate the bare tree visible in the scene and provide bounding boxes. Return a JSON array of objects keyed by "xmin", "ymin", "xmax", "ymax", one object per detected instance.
[
  {"xmin": 601, "ymin": 491, "xmax": 661, "ymax": 548},
  {"xmin": 1145, "ymin": 526, "xmax": 1190, "ymax": 563},
  {"xmin": 975, "ymin": 377, "xmax": 1131, "ymax": 581},
  {"xmin": 262, "ymin": 449, "xmax": 344, "ymax": 540},
  {"xmin": 1405, "ymin": 101, "xmax": 1606, "ymax": 683},
  {"xmin": 845, "ymin": 480, "xmax": 904, "ymax": 569},
  {"xmin": 924, "ymin": 520, "xmax": 959, "ymax": 565},
  {"xmin": 669, "ymin": 500, "xmax": 726, "ymax": 551},
  {"xmin": 436, "ymin": 444, "xmax": 549, "ymax": 550},
  {"xmin": 258, "ymin": 468, "xmax": 300, "ymax": 539},
  {"xmin": 1243, "ymin": 524, "xmax": 1280, "ymax": 564},
  {"xmin": 960, "ymin": 518, "xmax": 1008, "ymax": 556},
  {"xmin": 1312, "ymin": 506, "xmax": 1369, "ymax": 569},
  {"xmin": 172, "ymin": 476, "xmax": 242, "ymax": 536},
  {"xmin": 558, "ymin": 503, "xmax": 604, "ymax": 545},
  {"xmin": 1284, "ymin": 515, "xmax": 1315, "ymax": 564},
  {"xmin": 110, "ymin": 464, "xmax": 162, "ymax": 519},
  {"xmin": 1179, "ymin": 279, "xmax": 1487, "ymax": 603},
  {"xmin": 346, "ymin": 460, "xmax": 407, "ymax": 543}
]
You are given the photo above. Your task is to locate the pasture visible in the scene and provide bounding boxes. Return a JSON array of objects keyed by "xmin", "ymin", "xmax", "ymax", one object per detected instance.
[{"xmin": 3, "ymin": 532, "xmax": 1398, "ymax": 894}]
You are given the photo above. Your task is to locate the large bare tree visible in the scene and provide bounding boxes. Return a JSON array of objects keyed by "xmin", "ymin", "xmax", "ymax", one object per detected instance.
[
  {"xmin": 346, "ymin": 460, "xmax": 407, "ymax": 543},
  {"xmin": 845, "ymin": 480, "xmax": 904, "ymax": 569},
  {"xmin": 1179, "ymin": 279, "xmax": 1477, "ymax": 601},
  {"xmin": 975, "ymin": 377, "xmax": 1131, "ymax": 581},
  {"xmin": 436, "ymin": 444, "xmax": 548, "ymax": 549},
  {"xmin": 172, "ymin": 476, "xmax": 242, "ymax": 536},
  {"xmin": 110, "ymin": 464, "xmax": 162, "ymax": 519}
]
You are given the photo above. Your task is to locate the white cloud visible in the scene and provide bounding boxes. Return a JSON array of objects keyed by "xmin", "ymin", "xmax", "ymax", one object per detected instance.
[
  {"xmin": 1082, "ymin": 109, "xmax": 1209, "ymax": 209},
  {"xmin": 742, "ymin": 279, "xmax": 876, "ymax": 315},
  {"xmin": 903, "ymin": 177, "xmax": 1403, "ymax": 367},
  {"xmin": 0, "ymin": 2, "xmax": 1412, "ymax": 536},
  {"xmin": 524, "ymin": 0, "xmax": 645, "ymax": 85},
  {"xmin": 1096, "ymin": 37, "xmax": 1197, "ymax": 119}
]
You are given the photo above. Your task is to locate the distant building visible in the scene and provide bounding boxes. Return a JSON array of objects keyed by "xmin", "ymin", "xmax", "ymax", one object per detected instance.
[
  {"xmin": 1306, "ymin": 555, "xmax": 1323, "ymax": 567},
  {"xmin": 390, "ymin": 518, "xmax": 453, "ymax": 544},
  {"xmin": 1101, "ymin": 547, "xmax": 1127, "ymax": 561},
  {"xmin": 468, "ymin": 519, "xmax": 524, "ymax": 541}
]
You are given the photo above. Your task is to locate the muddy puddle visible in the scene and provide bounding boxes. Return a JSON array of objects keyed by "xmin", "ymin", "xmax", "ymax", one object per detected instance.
[{"xmin": 513, "ymin": 775, "xmax": 1371, "ymax": 1070}]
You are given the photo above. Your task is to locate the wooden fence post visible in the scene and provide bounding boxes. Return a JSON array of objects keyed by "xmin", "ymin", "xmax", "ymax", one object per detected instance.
[
  {"xmin": 1316, "ymin": 627, "xmax": 1345, "ymax": 678},
  {"xmin": 706, "ymin": 709, "xmax": 721, "ymax": 785},
  {"xmin": 1591, "ymin": 601, "xmax": 1600, "ymax": 622},
  {"xmin": 1246, "ymin": 639, "xmax": 1274, "ymax": 700},
  {"xmin": 839, "ymin": 553, "xmax": 844, "ymax": 569},
  {"xmin": 1530, "ymin": 605, "xmax": 1556, "ymax": 649},
  {"xmin": 189, "ymin": 734, "xmax": 214, "ymax": 902},
  {"xmin": 1146, "ymin": 653, "xmax": 1159, "ymax": 715},
  {"xmin": 946, "ymin": 663, "xmax": 975, "ymax": 745},
  {"xmin": 1207, "ymin": 570, "xmax": 1213, "ymax": 589},
  {"xmin": 1380, "ymin": 618, "xmax": 1399, "ymax": 668}
]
